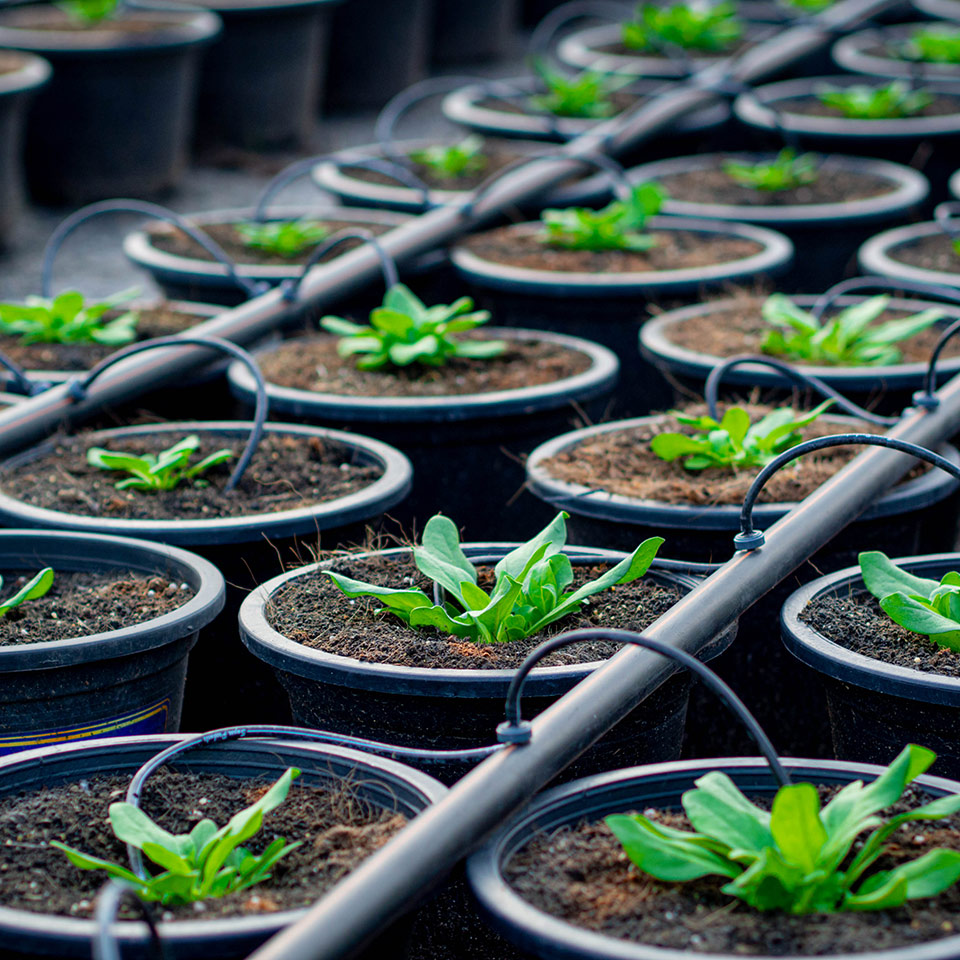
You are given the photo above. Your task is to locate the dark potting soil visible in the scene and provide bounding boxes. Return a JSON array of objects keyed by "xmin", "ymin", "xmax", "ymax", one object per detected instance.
[
  {"xmin": 595, "ymin": 37, "xmax": 749, "ymax": 58},
  {"xmin": 146, "ymin": 219, "xmax": 391, "ymax": 268},
  {"xmin": 506, "ymin": 785, "xmax": 960, "ymax": 955},
  {"xmin": 0, "ymin": 570, "xmax": 193, "ymax": 646},
  {"xmin": 478, "ymin": 90, "xmax": 641, "ymax": 120},
  {"xmin": 460, "ymin": 225, "xmax": 763, "ymax": 274},
  {"xmin": 660, "ymin": 291, "xmax": 960, "ymax": 363},
  {"xmin": 0, "ymin": 431, "xmax": 382, "ymax": 522},
  {"xmin": 257, "ymin": 334, "xmax": 593, "ymax": 397},
  {"xmin": 0, "ymin": 768, "xmax": 405, "ymax": 921},
  {"xmin": 0, "ymin": 52, "xmax": 28, "ymax": 73},
  {"xmin": 887, "ymin": 233, "xmax": 960, "ymax": 276},
  {"xmin": 538, "ymin": 403, "xmax": 913, "ymax": 506},
  {"xmin": 266, "ymin": 554, "xmax": 681, "ymax": 669},
  {"xmin": 801, "ymin": 589, "xmax": 960, "ymax": 678},
  {"xmin": 777, "ymin": 93, "xmax": 960, "ymax": 120},
  {"xmin": 0, "ymin": 7, "xmax": 187, "ymax": 33},
  {"xmin": 0, "ymin": 304, "xmax": 207, "ymax": 372},
  {"xmin": 656, "ymin": 162, "xmax": 895, "ymax": 207}
]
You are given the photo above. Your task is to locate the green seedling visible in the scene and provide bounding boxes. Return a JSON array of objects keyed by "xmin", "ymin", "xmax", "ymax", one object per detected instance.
[
  {"xmin": 529, "ymin": 59, "xmax": 632, "ymax": 118},
  {"xmin": 623, "ymin": 1, "xmax": 743, "ymax": 52},
  {"xmin": 407, "ymin": 136, "xmax": 488, "ymax": 180},
  {"xmin": 861, "ymin": 551, "xmax": 960, "ymax": 651},
  {"xmin": 0, "ymin": 568, "xmax": 54, "ymax": 618},
  {"xmin": 723, "ymin": 149, "xmax": 820, "ymax": 191},
  {"xmin": 51, "ymin": 768, "xmax": 301, "ymax": 905},
  {"xmin": 539, "ymin": 182, "xmax": 665, "ymax": 252},
  {"xmin": 0, "ymin": 289, "xmax": 140, "ymax": 346},
  {"xmin": 86, "ymin": 435, "xmax": 234, "ymax": 493},
  {"xmin": 902, "ymin": 26, "xmax": 960, "ymax": 64},
  {"xmin": 761, "ymin": 293, "xmax": 943, "ymax": 366},
  {"xmin": 320, "ymin": 283, "xmax": 505, "ymax": 370},
  {"xmin": 816, "ymin": 81, "xmax": 933, "ymax": 119},
  {"xmin": 234, "ymin": 219, "xmax": 329, "ymax": 259},
  {"xmin": 607, "ymin": 744, "xmax": 960, "ymax": 914},
  {"xmin": 650, "ymin": 399, "xmax": 835, "ymax": 471},
  {"xmin": 56, "ymin": 0, "xmax": 120, "ymax": 24},
  {"xmin": 325, "ymin": 511, "xmax": 663, "ymax": 644}
]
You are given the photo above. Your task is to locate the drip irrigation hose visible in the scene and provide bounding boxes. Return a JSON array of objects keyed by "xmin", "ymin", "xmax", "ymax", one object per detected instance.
[
  {"xmin": 810, "ymin": 274, "xmax": 960, "ymax": 319},
  {"xmin": 93, "ymin": 881, "xmax": 166, "ymax": 960},
  {"xmin": 40, "ymin": 200, "xmax": 267, "ymax": 301},
  {"xmin": 935, "ymin": 201, "xmax": 960, "ymax": 245},
  {"xmin": 251, "ymin": 154, "xmax": 334, "ymax": 222},
  {"xmin": 527, "ymin": 1, "xmax": 631, "ymax": 62},
  {"xmin": 0, "ymin": 351, "xmax": 51, "ymax": 397},
  {"xmin": 280, "ymin": 229, "xmax": 398, "ymax": 302},
  {"xmin": 704, "ymin": 354, "xmax": 901, "ymax": 426},
  {"xmin": 735, "ymin": 433, "xmax": 960, "ymax": 549},
  {"xmin": 498, "ymin": 626, "xmax": 790, "ymax": 787},
  {"xmin": 64, "ymin": 336, "xmax": 268, "ymax": 491},
  {"xmin": 923, "ymin": 317, "xmax": 960, "ymax": 407},
  {"xmin": 328, "ymin": 157, "xmax": 435, "ymax": 209}
]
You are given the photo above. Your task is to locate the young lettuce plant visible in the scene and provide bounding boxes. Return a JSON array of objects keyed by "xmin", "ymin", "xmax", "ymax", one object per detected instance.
[
  {"xmin": 902, "ymin": 26, "xmax": 960, "ymax": 64},
  {"xmin": 860, "ymin": 551, "xmax": 960, "ymax": 651},
  {"xmin": 320, "ymin": 283, "xmax": 505, "ymax": 370},
  {"xmin": 235, "ymin": 219, "xmax": 329, "ymax": 259},
  {"xmin": 607, "ymin": 744, "xmax": 960, "ymax": 914},
  {"xmin": 816, "ymin": 81, "xmax": 933, "ymax": 119},
  {"xmin": 622, "ymin": 2, "xmax": 743, "ymax": 52},
  {"xmin": 0, "ymin": 289, "xmax": 140, "ymax": 346},
  {"xmin": 56, "ymin": 0, "xmax": 120, "ymax": 23},
  {"xmin": 761, "ymin": 293, "xmax": 943, "ymax": 366},
  {"xmin": 87, "ymin": 435, "xmax": 234, "ymax": 492},
  {"xmin": 538, "ymin": 182, "xmax": 665, "ymax": 253},
  {"xmin": 51, "ymin": 768, "xmax": 301, "ymax": 905},
  {"xmin": 0, "ymin": 568, "xmax": 54, "ymax": 618},
  {"xmin": 723, "ymin": 149, "xmax": 820, "ymax": 192},
  {"xmin": 650, "ymin": 400, "xmax": 835, "ymax": 471},
  {"xmin": 407, "ymin": 135, "xmax": 488, "ymax": 180},
  {"xmin": 325, "ymin": 511, "xmax": 663, "ymax": 644},
  {"xmin": 529, "ymin": 59, "xmax": 632, "ymax": 118}
]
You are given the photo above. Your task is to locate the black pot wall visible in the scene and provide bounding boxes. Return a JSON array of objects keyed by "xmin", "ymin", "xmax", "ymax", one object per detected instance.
[{"xmin": 431, "ymin": 0, "xmax": 517, "ymax": 64}]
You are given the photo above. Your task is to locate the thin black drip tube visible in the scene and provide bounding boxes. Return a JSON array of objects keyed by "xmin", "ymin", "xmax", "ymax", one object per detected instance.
[
  {"xmin": 810, "ymin": 274, "xmax": 960, "ymax": 320},
  {"xmin": 924, "ymin": 317, "xmax": 960, "ymax": 402},
  {"xmin": 500, "ymin": 626, "xmax": 790, "ymax": 787},
  {"xmin": 0, "ymin": 351, "xmax": 51, "ymax": 397},
  {"xmin": 251, "ymin": 154, "xmax": 333, "ymax": 222},
  {"xmin": 935, "ymin": 201, "xmax": 960, "ymax": 243},
  {"xmin": 93, "ymin": 880, "xmax": 166, "ymax": 960},
  {"xmin": 64, "ymin": 336, "xmax": 268, "ymax": 491}
]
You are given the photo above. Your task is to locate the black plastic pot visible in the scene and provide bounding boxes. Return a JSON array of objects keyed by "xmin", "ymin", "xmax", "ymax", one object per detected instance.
[
  {"xmin": 323, "ymin": 0, "xmax": 434, "ymax": 111},
  {"xmin": 0, "ymin": 7, "xmax": 221, "ymax": 205},
  {"xmin": 185, "ymin": 0, "xmax": 340, "ymax": 150},
  {"xmin": 449, "ymin": 217, "xmax": 793, "ymax": 417},
  {"xmin": 227, "ymin": 327, "xmax": 619, "ymax": 541},
  {"xmin": 782, "ymin": 552, "xmax": 960, "ymax": 778},
  {"xmin": 621, "ymin": 153, "xmax": 928, "ymax": 290},
  {"xmin": 0, "ymin": 421, "xmax": 412, "ymax": 731},
  {"xmin": 858, "ymin": 220, "xmax": 960, "ymax": 289},
  {"xmin": 639, "ymin": 293, "xmax": 960, "ymax": 416},
  {"xmin": 467, "ymin": 756, "xmax": 960, "ymax": 960},
  {"xmin": 832, "ymin": 23, "xmax": 960, "ymax": 82},
  {"xmin": 431, "ymin": 0, "xmax": 517, "ymax": 64},
  {"xmin": 0, "ymin": 530, "xmax": 223, "ymax": 759},
  {"xmin": 0, "ymin": 733, "xmax": 446, "ymax": 959},
  {"xmin": 239, "ymin": 544, "xmax": 736, "ymax": 785},
  {"xmin": 952, "ymin": 167, "xmax": 960, "ymax": 200},
  {"xmin": 0, "ymin": 51, "xmax": 49, "ymax": 246}
]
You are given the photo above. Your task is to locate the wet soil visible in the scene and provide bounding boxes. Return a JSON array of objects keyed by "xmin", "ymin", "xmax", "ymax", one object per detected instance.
[{"xmin": 887, "ymin": 233, "xmax": 960, "ymax": 275}]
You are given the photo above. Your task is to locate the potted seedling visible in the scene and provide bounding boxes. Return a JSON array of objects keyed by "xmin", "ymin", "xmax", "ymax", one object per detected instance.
[
  {"xmin": 0, "ymin": 0, "xmax": 220, "ymax": 204},
  {"xmin": 240, "ymin": 510, "xmax": 736, "ymax": 784},
  {"xmin": 833, "ymin": 22, "xmax": 960, "ymax": 81}
]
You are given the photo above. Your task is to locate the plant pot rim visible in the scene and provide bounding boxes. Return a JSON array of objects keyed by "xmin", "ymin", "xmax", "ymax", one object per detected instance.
[
  {"xmin": 621, "ymin": 152, "xmax": 928, "ymax": 225},
  {"xmin": 951, "ymin": 168, "xmax": 960, "ymax": 200},
  {"xmin": 193, "ymin": 0, "xmax": 339, "ymax": 12},
  {"xmin": 0, "ymin": 49, "xmax": 50, "ymax": 95},
  {"xmin": 0, "ymin": 528, "xmax": 224, "ymax": 671},
  {"xmin": 0, "ymin": 421, "xmax": 412, "ymax": 546},
  {"xmin": 525, "ymin": 413, "xmax": 960, "ymax": 531},
  {"xmin": 781, "ymin": 551, "xmax": 960, "ymax": 704},
  {"xmin": 440, "ymin": 75, "xmax": 730, "ymax": 142},
  {"xmin": 859, "ymin": 220, "xmax": 960, "ymax": 289},
  {"xmin": 733, "ymin": 76, "xmax": 960, "ymax": 139},
  {"xmin": 238, "ymin": 542, "xmax": 733, "ymax": 696},
  {"xmin": 450, "ymin": 218, "xmax": 793, "ymax": 298},
  {"xmin": 914, "ymin": 0, "xmax": 960, "ymax": 18},
  {"xmin": 311, "ymin": 137, "xmax": 612, "ymax": 214},
  {"xmin": 639, "ymin": 293, "xmax": 960, "ymax": 392},
  {"xmin": 0, "ymin": 732, "xmax": 446, "ymax": 952},
  {"xmin": 832, "ymin": 22, "xmax": 960, "ymax": 79},
  {"xmin": 0, "ymin": 7, "xmax": 221, "ymax": 53},
  {"xmin": 227, "ymin": 327, "xmax": 619, "ymax": 423},
  {"xmin": 467, "ymin": 755, "xmax": 960, "ymax": 960},
  {"xmin": 556, "ymin": 21, "xmax": 763, "ymax": 78}
]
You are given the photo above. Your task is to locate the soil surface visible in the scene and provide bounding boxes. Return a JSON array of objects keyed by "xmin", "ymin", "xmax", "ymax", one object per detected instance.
[
  {"xmin": 147, "ymin": 219, "xmax": 392, "ymax": 268},
  {"xmin": 801, "ymin": 588, "xmax": 960, "ymax": 678},
  {"xmin": 886, "ymin": 233, "xmax": 960, "ymax": 275},
  {"xmin": 659, "ymin": 292, "xmax": 959, "ymax": 364},
  {"xmin": 538, "ymin": 402, "xmax": 915, "ymax": 506},
  {"xmin": 0, "ymin": 430, "xmax": 382, "ymax": 522},
  {"xmin": 0, "ymin": 570, "xmax": 193, "ymax": 646},
  {"xmin": 460, "ymin": 225, "xmax": 763, "ymax": 274},
  {"xmin": 657, "ymin": 162, "xmax": 895, "ymax": 207},
  {"xmin": 0, "ymin": 304, "xmax": 209, "ymax": 372},
  {"xmin": 0, "ymin": 8, "xmax": 187, "ymax": 33},
  {"xmin": 0, "ymin": 52, "xmax": 28, "ymax": 73},
  {"xmin": 478, "ymin": 90, "xmax": 640, "ymax": 120},
  {"xmin": 0, "ymin": 768, "xmax": 405, "ymax": 921},
  {"xmin": 266, "ymin": 555, "xmax": 681, "ymax": 669},
  {"xmin": 778, "ymin": 93, "xmax": 960, "ymax": 120},
  {"xmin": 506, "ymin": 785, "xmax": 960, "ymax": 955},
  {"xmin": 595, "ymin": 37, "xmax": 750, "ymax": 58},
  {"xmin": 257, "ymin": 334, "xmax": 592, "ymax": 398}
]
